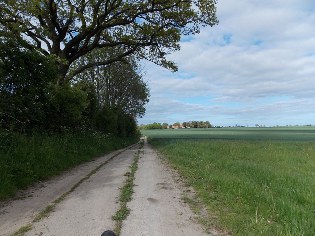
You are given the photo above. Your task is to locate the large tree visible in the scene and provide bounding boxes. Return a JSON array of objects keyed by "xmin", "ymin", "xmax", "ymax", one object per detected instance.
[{"xmin": 0, "ymin": 0, "xmax": 218, "ymax": 84}]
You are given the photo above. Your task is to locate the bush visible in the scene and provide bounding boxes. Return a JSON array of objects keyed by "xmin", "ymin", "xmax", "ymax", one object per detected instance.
[
  {"xmin": 94, "ymin": 108, "xmax": 138, "ymax": 137},
  {"xmin": 0, "ymin": 40, "xmax": 56, "ymax": 131},
  {"xmin": 44, "ymin": 84, "xmax": 88, "ymax": 131}
]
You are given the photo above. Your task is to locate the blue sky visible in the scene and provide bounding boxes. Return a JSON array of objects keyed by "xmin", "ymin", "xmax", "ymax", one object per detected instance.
[{"xmin": 138, "ymin": 0, "xmax": 315, "ymax": 127}]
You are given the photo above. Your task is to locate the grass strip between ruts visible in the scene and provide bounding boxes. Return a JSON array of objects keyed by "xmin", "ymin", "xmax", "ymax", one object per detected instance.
[{"xmin": 112, "ymin": 141, "xmax": 143, "ymax": 235}]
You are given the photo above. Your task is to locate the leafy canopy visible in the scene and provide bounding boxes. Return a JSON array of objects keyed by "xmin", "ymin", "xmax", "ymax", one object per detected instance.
[{"xmin": 0, "ymin": 0, "xmax": 218, "ymax": 82}]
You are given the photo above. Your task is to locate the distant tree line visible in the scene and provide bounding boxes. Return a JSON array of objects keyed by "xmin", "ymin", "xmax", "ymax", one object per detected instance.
[
  {"xmin": 182, "ymin": 121, "xmax": 212, "ymax": 128},
  {"xmin": 139, "ymin": 121, "xmax": 212, "ymax": 130}
]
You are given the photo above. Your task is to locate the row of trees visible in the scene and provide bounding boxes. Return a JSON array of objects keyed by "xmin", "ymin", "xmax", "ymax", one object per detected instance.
[
  {"xmin": 182, "ymin": 121, "xmax": 212, "ymax": 128},
  {"xmin": 0, "ymin": 39, "xmax": 148, "ymax": 136},
  {"xmin": 140, "ymin": 121, "xmax": 212, "ymax": 130},
  {"xmin": 0, "ymin": 1, "xmax": 218, "ymax": 136},
  {"xmin": 182, "ymin": 121, "xmax": 213, "ymax": 128},
  {"xmin": 139, "ymin": 122, "xmax": 168, "ymax": 130}
]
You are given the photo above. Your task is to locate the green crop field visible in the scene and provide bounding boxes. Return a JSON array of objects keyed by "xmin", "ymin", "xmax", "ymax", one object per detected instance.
[
  {"xmin": 144, "ymin": 127, "xmax": 315, "ymax": 235},
  {"xmin": 141, "ymin": 126, "xmax": 315, "ymax": 141}
]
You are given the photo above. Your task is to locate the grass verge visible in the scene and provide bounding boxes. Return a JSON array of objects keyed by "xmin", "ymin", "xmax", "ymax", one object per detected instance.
[
  {"xmin": 150, "ymin": 139, "xmax": 315, "ymax": 236},
  {"xmin": 112, "ymin": 145, "xmax": 142, "ymax": 235},
  {"xmin": 0, "ymin": 130, "xmax": 138, "ymax": 200}
]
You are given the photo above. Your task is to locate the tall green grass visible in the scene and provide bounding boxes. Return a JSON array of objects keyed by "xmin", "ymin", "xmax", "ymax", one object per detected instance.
[
  {"xmin": 0, "ymin": 130, "xmax": 138, "ymax": 200},
  {"xmin": 150, "ymin": 139, "xmax": 315, "ymax": 235},
  {"xmin": 142, "ymin": 127, "xmax": 315, "ymax": 141}
]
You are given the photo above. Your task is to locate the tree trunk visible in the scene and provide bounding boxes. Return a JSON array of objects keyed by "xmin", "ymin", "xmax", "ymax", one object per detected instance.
[{"xmin": 56, "ymin": 62, "xmax": 70, "ymax": 86}]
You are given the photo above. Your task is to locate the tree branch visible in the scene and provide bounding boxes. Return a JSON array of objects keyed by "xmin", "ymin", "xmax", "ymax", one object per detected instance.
[{"xmin": 68, "ymin": 45, "xmax": 139, "ymax": 80}]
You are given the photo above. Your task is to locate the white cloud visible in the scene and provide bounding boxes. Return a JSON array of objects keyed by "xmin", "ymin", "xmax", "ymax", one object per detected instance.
[{"xmin": 139, "ymin": 0, "xmax": 315, "ymax": 126}]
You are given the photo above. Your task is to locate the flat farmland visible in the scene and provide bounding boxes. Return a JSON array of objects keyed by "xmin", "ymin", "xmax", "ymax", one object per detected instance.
[
  {"xmin": 142, "ymin": 127, "xmax": 315, "ymax": 141},
  {"xmin": 143, "ymin": 127, "xmax": 315, "ymax": 235}
]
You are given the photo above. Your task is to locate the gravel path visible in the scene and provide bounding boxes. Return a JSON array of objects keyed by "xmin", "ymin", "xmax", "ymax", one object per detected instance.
[
  {"xmin": 121, "ymin": 140, "xmax": 210, "ymax": 236},
  {"xmin": 0, "ymin": 140, "xmax": 213, "ymax": 236}
]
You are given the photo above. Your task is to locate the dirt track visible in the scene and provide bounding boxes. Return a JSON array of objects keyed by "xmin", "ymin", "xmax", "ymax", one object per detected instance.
[
  {"xmin": 121, "ymin": 140, "xmax": 209, "ymax": 236},
  {"xmin": 0, "ymin": 140, "xmax": 212, "ymax": 236}
]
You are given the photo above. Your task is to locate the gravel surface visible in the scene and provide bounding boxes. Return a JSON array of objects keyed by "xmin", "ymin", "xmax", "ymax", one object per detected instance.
[{"xmin": 121, "ymin": 140, "xmax": 210, "ymax": 236}]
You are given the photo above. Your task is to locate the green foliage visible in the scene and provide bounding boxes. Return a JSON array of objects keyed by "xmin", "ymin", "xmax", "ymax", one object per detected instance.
[
  {"xmin": 142, "ymin": 127, "xmax": 315, "ymax": 141},
  {"xmin": 0, "ymin": 1, "xmax": 151, "ymax": 204},
  {"xmin": 112, "ymin": 206, "xmax": 130, "ymax": 222},
  {"xmin": 1, "ymin": 0, "xmax": 218, "ymax": 82},
  {"xmin": 162, "ymin": 123, "xmax": 169, "ymax": 129},
  {"xmin": 140, "ymin": 121, "xmax": 212, "ymax": 130},
  {"xmin": 94, "ymin": 108, "xmax": 138, "ymax": 138},
  {"xmin": 0, "ymin": 39, "xmax": 94, "ymax": 132},
  {"xmin": 94, "ymin": 108, "xmax": 119, "ymax": 135},
  {"xmin": 139, "ymin": 122, "xmax": 164, "ymax": 130},
  {"xmin": 176, "ymin": 120, "xmax": 212, "ymax": 128},
  {"xmin": 0, "ymin": 39, "xmax": 56, "ymax": 131},
  {"xmin": 0, "ymin": 40, "xmax": 140, "ymax": 134},
  {"xmin": 74, "ymin": 80, "xmax": 99, "ymax": 125},
  {"xmin": 72, "ymin": 52, "xmax": 148, "ymax": 137},
  {"xmin": 0, "ymin": 130, "xmax": 138, "ymax": 200},
  {"xmin": 73, "ymin": 51, "xmax": 150, "ymax": 118},
  {"xmin": 45, "ymin": 84, "xmax": 88, "ymax": 131}
]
